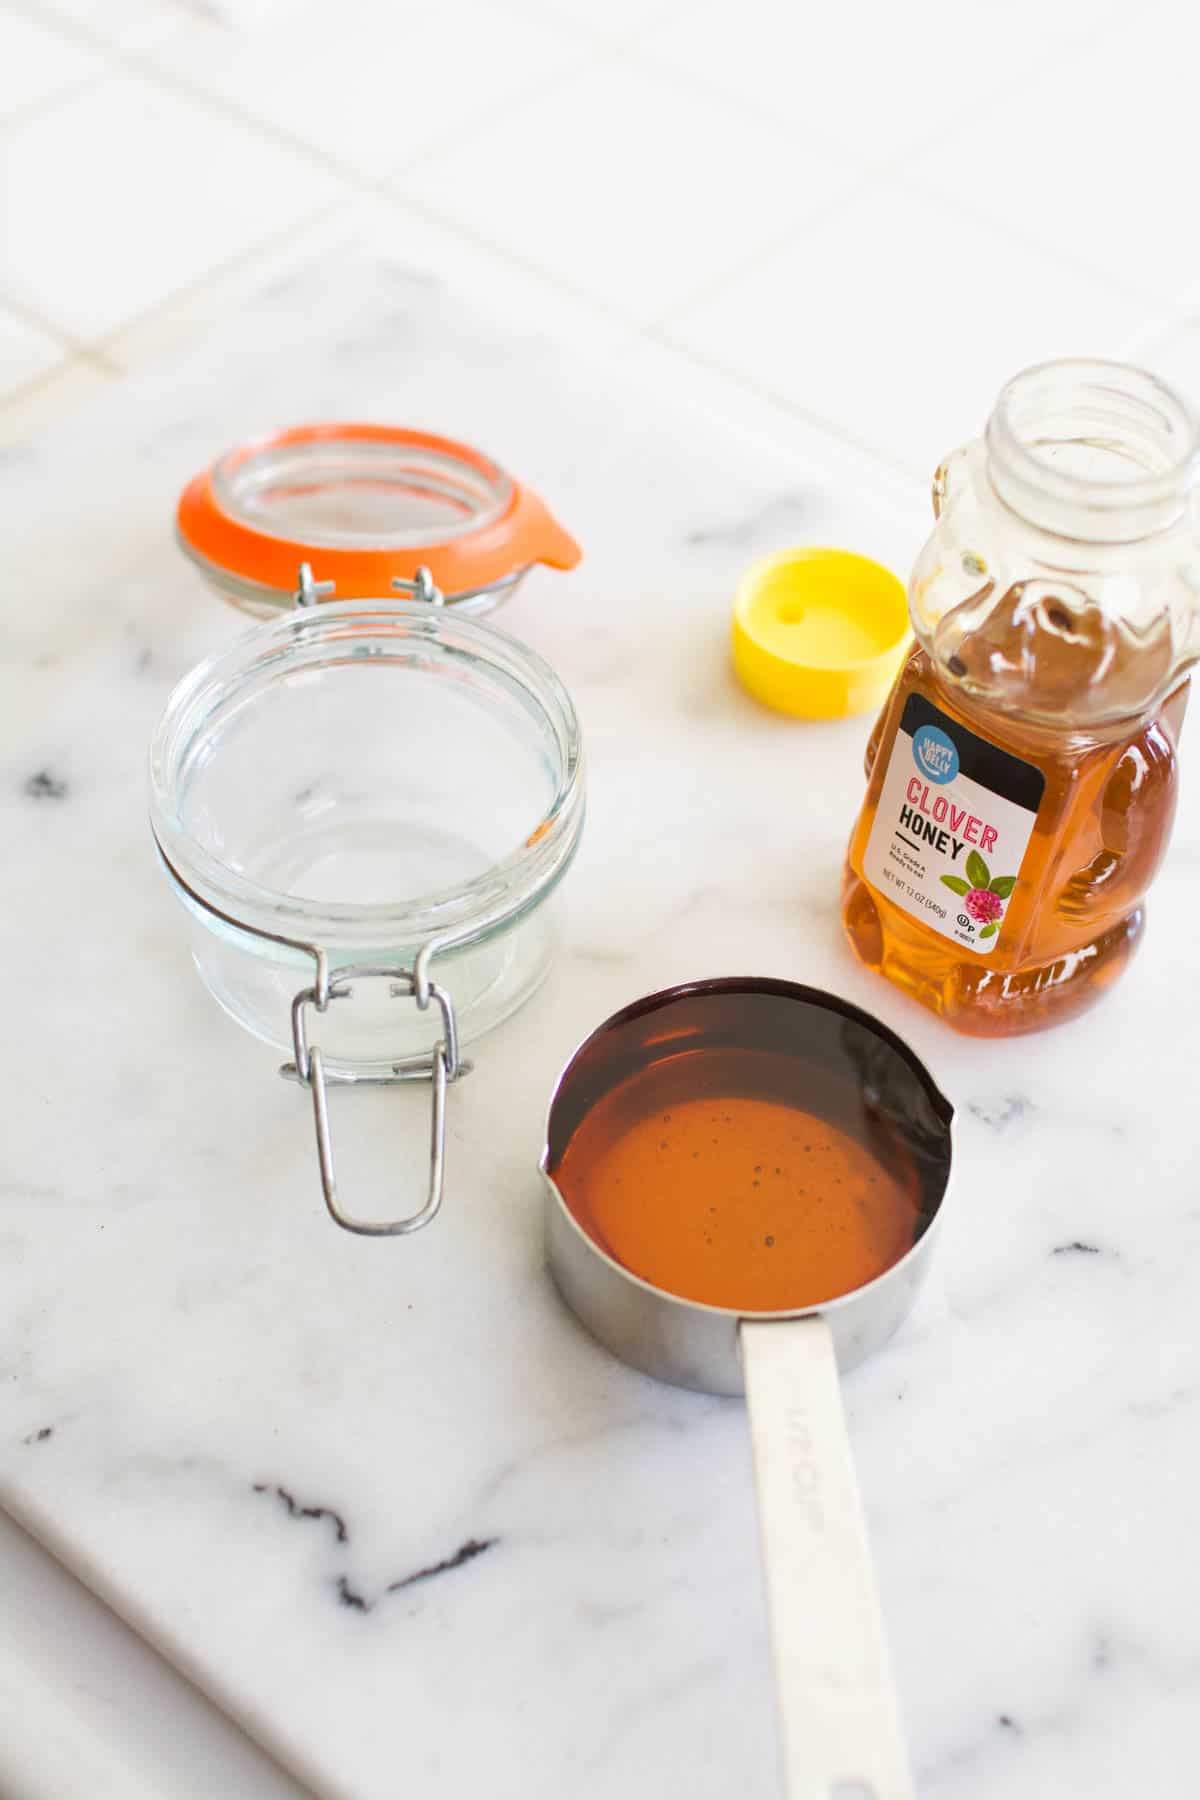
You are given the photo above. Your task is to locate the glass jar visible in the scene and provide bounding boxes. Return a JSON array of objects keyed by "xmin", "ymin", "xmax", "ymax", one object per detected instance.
[
  {"xmin": 843, "ymin": 359, "xmax": 1200, "ymax": 1035},
  {"xmin": 151, "ymin": 425, "xmax": 583, "ymax": 1233}
]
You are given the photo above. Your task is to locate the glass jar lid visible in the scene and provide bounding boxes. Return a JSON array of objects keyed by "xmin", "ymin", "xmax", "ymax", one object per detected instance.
[{"xmin": 176, "ymin": 422, "xmax": 581, "ymax": 614}]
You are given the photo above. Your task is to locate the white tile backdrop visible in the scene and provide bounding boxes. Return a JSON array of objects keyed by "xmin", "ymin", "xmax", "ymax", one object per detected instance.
[
  {"xmin": 0, "ymin": 0, "xmax": 1196, "ymax": 482},
  {"xmin": 0, "ymin": 5, "xmax": 100, "ymax": 120}
]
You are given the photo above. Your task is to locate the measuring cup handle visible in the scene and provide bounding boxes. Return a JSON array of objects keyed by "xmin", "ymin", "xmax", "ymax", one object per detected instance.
[{"xmin": 741, "ymin": 1317, "xmax": 915, "ymax": 1800}]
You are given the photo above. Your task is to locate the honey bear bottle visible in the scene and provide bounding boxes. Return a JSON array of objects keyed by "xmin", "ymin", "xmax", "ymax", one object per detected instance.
[{"xmin": 843, "ymin": 359, "xmax": 1200, "ymax": 1036}]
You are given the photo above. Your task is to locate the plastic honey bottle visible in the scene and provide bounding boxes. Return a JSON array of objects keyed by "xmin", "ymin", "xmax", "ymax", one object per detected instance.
[{"xmin": 843, "ymin": 360, "xmax": 1200, "ymax": 1035}]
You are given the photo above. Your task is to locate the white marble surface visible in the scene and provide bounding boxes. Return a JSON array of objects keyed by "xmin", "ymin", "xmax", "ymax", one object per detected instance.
[
  {"xmin": 2, "ymin": 249, "xmax": 1198, "ymax": 1800},
  {"xmin": 0, "ymin": 1508, "xmax": 306, "ymax": 1799}
]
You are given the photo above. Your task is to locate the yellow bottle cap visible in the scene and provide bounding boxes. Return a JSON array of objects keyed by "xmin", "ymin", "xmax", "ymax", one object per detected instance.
[{"xmin": 732, "ymin": 547, "xmax": 909, "ymax": 720}]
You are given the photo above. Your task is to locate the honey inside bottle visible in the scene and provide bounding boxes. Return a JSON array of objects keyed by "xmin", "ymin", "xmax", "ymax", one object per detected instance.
[{"xmin": 843, "ymin": 643, "xmax": 1188, "ymax": 1037}]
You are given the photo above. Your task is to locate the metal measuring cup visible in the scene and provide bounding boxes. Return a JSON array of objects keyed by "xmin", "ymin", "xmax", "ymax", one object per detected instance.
[{"xmin": 541, "ymin": 977, "xmax": 954, "ymax": 1800}]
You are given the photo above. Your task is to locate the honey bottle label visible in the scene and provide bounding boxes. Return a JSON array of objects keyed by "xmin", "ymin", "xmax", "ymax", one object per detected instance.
[{"xmin": 862, "ymin": 694, "xmax": 1045, "ymax": 955}]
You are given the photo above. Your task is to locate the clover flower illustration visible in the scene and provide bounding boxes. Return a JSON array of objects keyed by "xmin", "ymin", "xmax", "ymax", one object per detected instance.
[
  {"xmin": 940, "ymin": 852, "xmax": 1015, "ymax": 939},
  {"xmin": 965, "ymin": 887, "xmax": 1003, "ymax": 924}
]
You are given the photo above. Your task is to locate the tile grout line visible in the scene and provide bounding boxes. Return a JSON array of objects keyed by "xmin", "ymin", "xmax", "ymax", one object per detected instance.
[
  {"xmin": 92, "ymin": 185, "xmax": 635, "ymax": 377},
  {"xmin": 12, "ymin": 0, "xmax": 1160, "ymax": 342},
  {"xmin": 78, "ymin": 345, "xmax": 122, "ymax": 375},
  {"xmin": 380, "ymin": 188, "xmax": 642, "ymax": 331},
  {"xmin": 644, "ymin": 320, "xmax": 931, "ymax": 486},
  {"xmin": 368, "ymin": 26, "xmax": 868, "ymax": 340},
  {"xmin": 0, "ymin": 289, "xmax": 85, "ymax": 357},
  {"xmin": 79, "ymin": 170, "xmax": 631, "ymax": 371},
  {"xmin": 372, "ymin": 46, "xmax": 602, "ymax": 178},
  {"xmin": 0, "ymin": 4, "xmax": 344, "ymax": 364},
  {"xmin": 103, "ymin": 4, "xmax": 805, "ymax": 198},
  {"xmin": 868, "ymin": 0, "xmax": 1182, "ymax": 316},
  {"xmin": 114, "ymin": 47, "xmax": 354, "ymax": 184},
  {"xmin": 26, "ymin": 13, "xmax": 669, "ymax": 353},
  {"xmin": 30, "ymin": 0, "xmax": 615, "ymax": 196},
  {"xmin": 653, "ymin": 143, "xmax": 1176, "ymax": 356},
  {"xmin": 619, "ymin": 0, "xmax": 1168, "ymax": 333},
  {"xmin": 0, "ymin": 350, "xmax": 110, "ymax": 416},
  {"xmin": 72, "ymin": 8, "xmax": 603, "ymax": 200},
  {"xmin": 869, "ymin": 0, "xmax": 1142, "ymax": 181},
  {"xmin": 11, "ymin": 0, "xmax": 859, "ymax": 206},
  {"xmin": 478, "ymin": 0, "xmax": 698, "ymax": 53},
  {"xmin": 0, "ymin": 66, "xmax": 110, "ymax": 138},
  {"xmin": 0, "ymin": 31, "xmax": 632, "ymax": 375},
  {"xmin": 1129, "ymin": 314, "xmax": 1200, "ymax": 368},
  {"xmin": 628, "ymin": 41, "xmax": 877, "ymax": 174},
  {"xmin": 893, "ymin": 166, "xmax": 1179, "ymax": 316},
  {"xmin": 644, "ymin": 167, "xmax": 887, "ymax": 336},
  {"xmin": 6, "ymin": 0, "xmax": 142, "ymax": 53},
  {"xmin": 88, "ymin": 189, "xmax": 355, "ymax": 365},
  {"xmin": 2, "ymin": 0, "xmax": 1182, "ymax": 457},
  {"xmin": 612, "ymin": 0, "xmax": 1138, "ymax": 188},
  {"xmin": 0, "ymin": 66, "xmax": 1023, "ymax": 418}
]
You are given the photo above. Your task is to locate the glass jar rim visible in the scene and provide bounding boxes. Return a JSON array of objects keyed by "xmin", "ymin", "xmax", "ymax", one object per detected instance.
[
  {"xmin": 149, "ymin": 600, "xmax": 585, "ymax": 952},
  {"xmin": 210, "ymin": 428, "xmax": 514, "ymax": 551}
]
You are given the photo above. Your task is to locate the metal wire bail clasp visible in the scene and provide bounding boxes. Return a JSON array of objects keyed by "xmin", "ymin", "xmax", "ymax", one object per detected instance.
[{"xmin": 283, "ymin": 960, "xmax": 467, "ymax": 1238}]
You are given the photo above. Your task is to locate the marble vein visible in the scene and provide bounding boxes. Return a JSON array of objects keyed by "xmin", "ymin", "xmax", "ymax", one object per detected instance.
[
  {"xmin": 331, "ymin": 1541, "xmax": 499, "ymax": 1615},
  {"xmin": 252, "ymin": 1483, "xmax": 348, "ymax": 1545}
]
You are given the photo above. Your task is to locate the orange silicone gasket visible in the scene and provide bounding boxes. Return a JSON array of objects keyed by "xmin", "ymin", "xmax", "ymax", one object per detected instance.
[{"xmin": 176, "ymin": 422, "xmax": 581, "ymax": 600}]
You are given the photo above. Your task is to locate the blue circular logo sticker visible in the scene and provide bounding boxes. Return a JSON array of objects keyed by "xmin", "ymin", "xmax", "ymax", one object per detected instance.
[{"xmin": 912, "ymin": 724, "xmax": 959, "ymax": 785}]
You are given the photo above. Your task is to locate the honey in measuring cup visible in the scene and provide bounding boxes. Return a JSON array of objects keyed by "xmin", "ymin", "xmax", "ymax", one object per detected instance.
[
  {"xmin": 550, "ymin": 985, "xmax": 944, "ymax": 1312},
  {"xmin": 843, "ymin": 360, "xmax": 1200, "ymax": 1036}
]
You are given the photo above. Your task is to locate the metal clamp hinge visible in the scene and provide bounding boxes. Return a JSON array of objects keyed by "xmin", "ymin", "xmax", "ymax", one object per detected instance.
[
  {"xmin": 391, "ymin": 566, "xmax": 444, "ymax": 606},
  {"xmin": 294, "ymin": 561, "xmax": 336, "ymax": 608},
  {"xmin": 282, "ymin": 965, "xmax": 470, "ymax": 1237}
]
